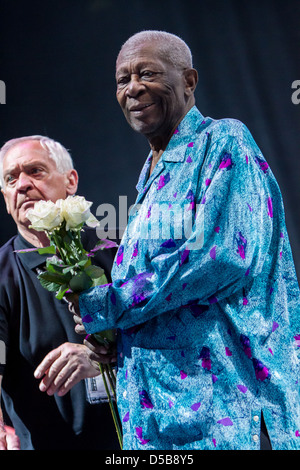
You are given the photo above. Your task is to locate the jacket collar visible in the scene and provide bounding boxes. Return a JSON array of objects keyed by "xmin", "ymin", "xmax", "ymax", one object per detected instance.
[
  {"xmin": 136, "ymin": 106, "xmax": 205, "ymax": 195},
  {"xmin": 14, "ymin": 233, "xmax": 49, "ymax": 270},
  {"xmin": 162, "ymin": 106, "xmax": 205, "ymax": 162}
]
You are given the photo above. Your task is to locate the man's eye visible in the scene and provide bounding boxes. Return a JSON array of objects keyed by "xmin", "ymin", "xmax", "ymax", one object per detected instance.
[
  {"xmin": 117, "ymin": 76, "xmax": 129, "ymax": 86},
  {"xmin": 141, "ymin": 71, "xmax": 154, "ymax": 79},
  {"xmin": 31, "ymin": 168, "xmax": 43, "ymax": 175},
  {"xmin": 6, "ymin": 175, "xmax": 16, "ymax": 185}
]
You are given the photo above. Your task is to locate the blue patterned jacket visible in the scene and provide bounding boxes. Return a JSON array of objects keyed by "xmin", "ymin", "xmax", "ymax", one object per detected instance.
[{"xmin": 80, "ymin": 106, "xmax": 300, "ymax": 450}]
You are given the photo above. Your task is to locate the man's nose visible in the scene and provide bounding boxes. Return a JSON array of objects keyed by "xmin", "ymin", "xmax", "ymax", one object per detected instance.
[
  {"xmin": 16, "ymin": 172, "xmax": 33, "ymax": 191},
  {"xmin": 125, "ymin": 75, "xmax": 145, "ymax": 98}
]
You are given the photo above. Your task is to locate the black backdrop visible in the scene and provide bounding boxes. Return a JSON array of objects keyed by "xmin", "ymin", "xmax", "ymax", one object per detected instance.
[{"xmin": 1, "ymin": 0, "xmax": 300, "ymax": 276}]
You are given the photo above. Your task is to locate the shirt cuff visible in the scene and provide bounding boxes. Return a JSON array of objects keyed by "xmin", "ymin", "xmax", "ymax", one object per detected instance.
[{"xmin": 79, "ymin": 284, "xmax": 110, "ymax": 334}]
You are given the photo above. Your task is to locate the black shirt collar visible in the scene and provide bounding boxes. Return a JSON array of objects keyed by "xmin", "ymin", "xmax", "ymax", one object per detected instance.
[{"xmin": 14, "ymin": 233, "xmax": 49, "ymax": 270}]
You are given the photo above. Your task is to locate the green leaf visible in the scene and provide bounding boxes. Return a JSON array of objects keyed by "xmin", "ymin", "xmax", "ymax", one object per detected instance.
[
  {"xmin": 62, "ymin": 265, "xmax": 77, "ymax": 275},
  {"xmin": 76, "ymin": 257, "xmax": 90, "ymax": 268},
  {"xmin": 92, "ymin": 273, "xmax": 108, "ymax": 287},
  {"xmin": 55, "ymin": 284, "xmax": 70, "ymax": 300},
  {"xmin": 46, "ymin": 255, "xmax": 64, "ymax": 266},
  {"xmin": 93, "ymin": 330, "xmax": 116, "ymax": 345},
  {"xmin": 85, "ymin": 265, "xmax": 105, "ymax": 279},
  {"xmin": 85, "ymin": 265, "xmax": 108, "ymax": 287},
  {"xmin": 69, "ymin": 271, "xmax": 93, "ymax": 293},
  {"xmin": 47, "ymin": 262, "xmax": 67, "ymax": 275},
  {"xmin": 46, "ymin": 256, "xmax": 68, "ymax": 274},
  {"xmin": 37, "ymin": 271, "xmax": 69, "ymax": 293},
  {"xmin": 37, "ymin": 245, "xmax": 56, "ymax": 255},
  {"xmin": 38, "ymin": 277, "xmax": 61, "ymax": 293}
]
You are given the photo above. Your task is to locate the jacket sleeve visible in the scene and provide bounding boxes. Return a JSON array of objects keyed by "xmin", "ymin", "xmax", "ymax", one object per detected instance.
[{"xmin": 80, "ymin": 124, "xmax": 283, "ymax": 334}]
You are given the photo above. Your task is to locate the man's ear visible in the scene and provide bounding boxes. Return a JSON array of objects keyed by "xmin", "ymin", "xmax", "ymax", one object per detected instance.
[
  {"xmin": 183, "ymin": 68, "xmax": 198, "ymax": 97},
  {"xmin": 65, "ymin": 169, "xmax": 79, "ymax": 196},
  {"xmin": 1, "ymin": 188, "xmax": 10, "ymax": 214}
]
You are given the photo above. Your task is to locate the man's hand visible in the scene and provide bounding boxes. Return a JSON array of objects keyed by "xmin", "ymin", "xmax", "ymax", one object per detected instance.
[
  {"xmin": 0, "ymin": 423, "xmax": 20, "ymax": 451},
  {"xmin": 73, "ymin": 313, "xmax": 86, "ymax": 335},
  {"xmin": 84, "ymin": 334, "xmax": 117, "ymax": 362},
  {"xmin": 64, "ymin": 292, "xmax": 86, "ymax": 334},
  {"xmin": 64, "ymin": 292, "xmax": 80, "ymax": 316},
  {"xmin": 34, "ymin": 342, "xmax": 116, "ymax": 397}
]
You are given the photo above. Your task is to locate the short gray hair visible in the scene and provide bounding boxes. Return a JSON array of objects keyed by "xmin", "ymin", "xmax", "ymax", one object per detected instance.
[
  {"xmin": 0, "ymin": 135, "xmax": 74, "ymax": 188},
  {"xmin": 117, "ymin": 30, "xmax": 193, "ymax": 70}
]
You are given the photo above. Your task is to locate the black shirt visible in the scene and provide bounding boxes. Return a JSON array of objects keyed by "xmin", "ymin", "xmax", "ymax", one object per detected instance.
[{"xmin": 0, "ymin": 229, "xmax": 119, "ymax": 450}]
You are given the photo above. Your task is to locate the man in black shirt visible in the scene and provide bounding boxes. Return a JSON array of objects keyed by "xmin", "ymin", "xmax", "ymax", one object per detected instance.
[{"xmin": 0, "ymin": 135, "xmax": 118, "ymax": 450}]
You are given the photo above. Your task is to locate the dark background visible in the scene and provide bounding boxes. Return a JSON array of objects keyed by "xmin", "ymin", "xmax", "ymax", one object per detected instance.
[{"xmin": 0, "ymin": 0, "xmax": 300, "ymax": 275}]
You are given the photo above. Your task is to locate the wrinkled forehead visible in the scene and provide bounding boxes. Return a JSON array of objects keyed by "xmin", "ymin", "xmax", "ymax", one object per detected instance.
[
  {"xmin": 3, "ymin": 140, "xmax": 51, "ymax": 168},
  {"xmin": 116, "ymin": 39, "xmax": 166, "ymax": 70}
]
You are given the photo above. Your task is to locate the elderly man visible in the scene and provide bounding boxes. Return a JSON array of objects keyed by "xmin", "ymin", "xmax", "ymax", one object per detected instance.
[
  {"xmin": 78, "ymin": 31, "xmax": 300, "ymax": 450},
  {"xmin": 0, "ymin": 135, "xmax": 118, "ymax": 450}
]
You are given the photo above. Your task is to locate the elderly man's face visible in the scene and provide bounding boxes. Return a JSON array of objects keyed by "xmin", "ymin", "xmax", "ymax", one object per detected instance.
[
  {"xmin": 1, "ymin": 140, "xmax": 78, "ymax": 230},
  {"xmin": 116, "ymin": 42, "xmax": 192, "ymax": 140}
]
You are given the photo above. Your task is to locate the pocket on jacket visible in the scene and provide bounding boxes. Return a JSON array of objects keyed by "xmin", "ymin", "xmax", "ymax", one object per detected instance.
[{"xmin": 125, "ymin": 345, "xmax": 215, "ymax": 447}]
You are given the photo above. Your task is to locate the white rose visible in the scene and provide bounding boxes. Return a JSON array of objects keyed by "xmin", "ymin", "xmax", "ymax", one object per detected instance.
[
  {"xmin": 58, "ymin": 195, "xmax": 99, "ymax": 230},
  {"xmin": 27, "ymin": 200, "xmax": 63, "ymax": 232}
]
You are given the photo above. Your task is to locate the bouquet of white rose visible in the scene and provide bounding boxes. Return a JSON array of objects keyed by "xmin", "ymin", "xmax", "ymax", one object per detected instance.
[{"xmin": 17, "ymin": 195, "xmax": 122, "ymax": 448}]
